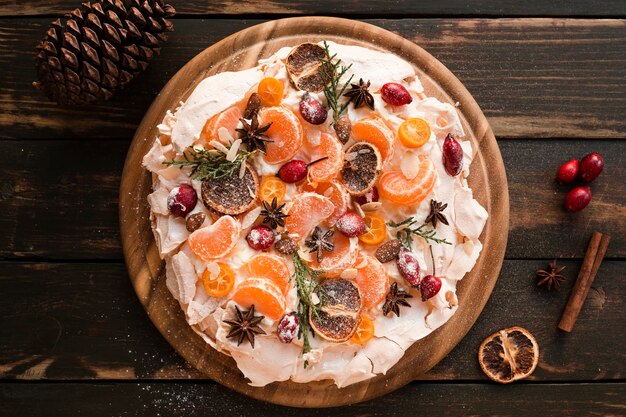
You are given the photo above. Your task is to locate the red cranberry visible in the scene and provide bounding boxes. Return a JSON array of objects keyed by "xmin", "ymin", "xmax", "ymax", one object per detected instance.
[
  {"xmin": 396, "ymin": 247, "xmax": 421, "ymax": 287},
  {"xmin": 277, "ymin": 312, "xmax": 299, "ymax": 343},
  {"xmin": 355, "ymin": 186, "xmax": 379, "ymax": 205},
  {"xmin": 564, "ymin": 186, "xmax": 592, "ymax": 212},
  {"xmin": 299, "ymin": 95, "xmax": 327, "ymax": 125},
  {"xmin": 336, "ymin": 212, "xmax": 366, "ymax": 237},
  {"xmin": 420, "ymin": 275, "xmax": 442, "ymax": 301},
  {"xmin": 167, "ymin": 184, "xmax": 197, "ymax": 217},
  {"xmin": 278, "ymin": 158, "xmax": 328, "ymax": 184},
  {"xmin": 442, "ymin": 134, "xmax": 463, "ymax": 177},
  {"xmin": 578, "ymin": 152, "xmax": 604, "ymax": 183},
  {"xmin": 381, "ymin": 83, "xmax": 413, "ymax": 106},
  {"xmin": 556, "ymin": 159, "xmax": 579, "ymax": 183},
  {"xmin": 246, "ymin": 225, "xmax": 275, "ymax": 250}
]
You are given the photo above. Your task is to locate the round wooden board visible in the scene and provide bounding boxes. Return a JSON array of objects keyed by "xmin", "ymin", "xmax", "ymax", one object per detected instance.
[{"xmin": 119, "ymin": 17, "xmax": 509, "ymax": 408}]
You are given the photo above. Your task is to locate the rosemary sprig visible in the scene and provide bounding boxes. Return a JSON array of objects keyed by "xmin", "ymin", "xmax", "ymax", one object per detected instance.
[
  {"xmin": 291, "ymin": 253, "xmax": 325, "ymax": 368},
  {"xmin": 320, "ymin": 41, "xmax": 354, "ymax": 121},
  {"xmin": 162, "ymin": 145, "xmax": 254, "ymax": 181},
  {"xmin": 387, "ymin": 217, "xmax": 452, "ymax": 248}
]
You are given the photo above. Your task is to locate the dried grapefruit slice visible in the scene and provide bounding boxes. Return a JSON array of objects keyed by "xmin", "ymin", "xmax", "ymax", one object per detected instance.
[
  {"xmin": 307, "ymin": 133, "xmax": 344, "ymax": 183},
  {"xmin": 478, "ymin": 326, "xmax": 539, "ymax": 384},
  {"xmin": 351, "ymin": 116, "xmax": 395, "ymax": 164},
  {"xmin": 199, "ymin": 105, "xmax": 242, "ymax": 144},
  {"xmin": 378, "ymin": 157, "xmax": 437, "ymax": 205},
  {"xmin": 244, "ymin": 253, "xmax": 291, "ymax": 294},
  {"xmin": 354, "ymin": 254, "xmax": 389, "ymax": 308},
  {"xmin": 284, "ymin": 192, "xmax": 334, "ymax": 239},
  {"xmin": 231, "ymin": 277, "xmax": 286, "ymax": 321},
  {"xmin": 259, "ymin": 106, "xmax": 304, "ymax": 165},
  {"xmin": 308, "ymin": 232, "xmax": 358, "ymax": 277},
  {"xmin": 188, "ymin": 215, "xmax": 240, "ymax": 261}
]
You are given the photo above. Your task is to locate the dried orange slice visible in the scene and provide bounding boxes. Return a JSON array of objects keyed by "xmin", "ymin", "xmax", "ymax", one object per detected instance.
[
  {"xmin": 398, "ymin": 117, "xmax": 431, "ymax": 148},
  {"xmin": 257, "ymin": 77, "xmax": 284, "ymax": 107},
  {"xmin": 354, "ymin": 254, "xmax": 389, "ymax": 308},
  {"xmin": 358, "ymin": 214, "xmax": 387, "ymax": 245},
  {"xmin": 351, "ymin": 116, "xmax": 395, "ymax": 163},
  {"xmin": 378, "ymin": 157, "xmax": 437, "ymax": 206},
  {"xmin": 258, "ymin": 176, "xmax": 287, "ymax": 204},
  {"xmin": 259, "ymin": 106, "xmax": 304, "ymax": 165},
  {"xmin": 307, "ymin": 133, "xmax": 344, "ymax": 183},
  {"xmin": 199, "ymin": 105, "xmax": 242, "ymax": 144},
  {"xmin": 309, "ymin": 279, "xmax": 362, "ymax": 342},
  {"xmin": 284, "ymin": 192, "xmax": 334, "ymax": 239},
  {"xmin": 202, "ymin": 262, "xmax": 235, "ymax": 297},
  {"xmin": 478, "ymin": 326, "xmax": 539, "ymax": 384},
  {"xmin": 285, "ymin": 43, "xmax": 327, "ymax": 92},
  {"xmin": 341, "ymin": 142, "xmax": 382, "ymax": 196},
  {"xmin": 308, "ymin": 232, "xmax": 358, "ymax": 277},
  {"xmin": 231, "ymin": 278, "xmax": 286, "ymax": 321},
  {"xmin": 188, "ymin": 215, "xmax": 240, "ymax": 261},
  {"xmin": 244, "ymin": 253, "xmax": 291, "ymax": 294},
  {"xmin": 349, "ymin": 315, "xmax": 375, "ymax": 345}
]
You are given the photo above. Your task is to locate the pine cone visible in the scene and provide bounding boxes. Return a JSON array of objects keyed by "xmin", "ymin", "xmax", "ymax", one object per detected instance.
[{"xmin": 33, "ymin": 0, "xmax": 175, "ymax": 106}]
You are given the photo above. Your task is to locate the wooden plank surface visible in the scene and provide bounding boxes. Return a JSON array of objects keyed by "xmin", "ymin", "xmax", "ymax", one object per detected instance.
[
  {"xmin": 1, "ymin": 382, "xmax": 625, "ymax": 416},
  {"xmin": 1, "ymin": 260, "xmax": 623, "ymax": 381},
  {"xmin": 1, "ymin": 139, "xmax": 623, "ymax": 261},
  {"xmin": 2, "ymin": 18, "xmax": 625, "ymax": 140},
  {"xmin": 1, "ymin": 0, "xmax": 625, "ymax": 17}
]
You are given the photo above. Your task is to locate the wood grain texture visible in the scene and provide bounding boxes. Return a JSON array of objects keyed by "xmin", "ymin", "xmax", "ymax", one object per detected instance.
[
  {"xmin": 2, "ymin": 18, "xmax": 625, "ymax": 140},
  {"xmin": 1, "ymin": 260, "xmax": 623, "ymax": 382},
  {"xmin": 1, "ymin": 0, "xmax": 624, "ymax": 17},
  {"xmin": 2, "ymin": 382, "xmax": 626, "ymax": 416},
  {"xmin": 1, "ymin": 140, "xmax": 623, "ymax": 261},
  {"xmin": 118, "ymin": 17, "xmax": 507, "ymax": 407}
]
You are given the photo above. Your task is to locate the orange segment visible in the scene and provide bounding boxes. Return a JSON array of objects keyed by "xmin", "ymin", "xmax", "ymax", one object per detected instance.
[
  {"xmin": 398, "ymin": 118, "xmax": 431, "ymax": 148},
  {"xmin": 358, "ymin": 214, "xmax": 387, "ymax": 245},
  {"xmin": 202, "ymin": 262, "xmax": 235, "ymax": 297},
  {"xmin": 351, "ymin": 116, "xmax": 395, "ymax": 163},
  {"xmin": 259, "ymin": 176, "xmax": 287, "ymax": 204},
  {"xmin": 257, "ymin": 77, "xmax": 284, "ymax": 107},
  {"xmin": 259, "ymin": 106, "xmax": 304, "ymax": 165},
  {"xmin": 378, "ymin": 157, "xmax": 437, "ymax": 205},
  {"xmin": 314, "ymin": 181, "xmax": 349, "ymax": 226},
  {"xmin": 244, "ymin": 253, "xmax": 291, "ymax": 294},
  {"xmin": 199, "ymin": 105, "xmax": 242, "ymax": 145},
  {"xmin": 284, "ymin": 192, "xmax": 334, "ymax": 239},
  {"xmin": 354, "ymin": 254, "xmax": 389, "ymax": 308},
  {"xmin": 188, "ymin": 215, "xmax": 240, "ymax": 260},
  {"xmin": 349, "ymin": 315, "xmax": 374, "ymax": 345},
  {"xmin": 231, "ymin": 277, "xmax": 286, "ymax": 321},
  {"xmin": 308, "ymin": 233, "xmax": 358, "ymax": 277},
  {"xmin": 307, "ymin": 133, "xmax": 344, "ymax": 183}
]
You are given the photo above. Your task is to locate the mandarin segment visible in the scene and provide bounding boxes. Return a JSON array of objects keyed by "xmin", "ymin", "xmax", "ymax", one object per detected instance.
[
  {"xmin": 231, "ymin": 278, "xmax": 286, "ymax": 321},
  {"xmin": 244, "ymin": 253, "xmax": 291, "ymax": 294},
  {"xmin": 354, "ymin": 254, "xmax": 389, "ymax": 308},
  {"xmin": 259, "ymin": 106, "xmax": 304, "ymax": 165},
  {"xmin": 351, "ymin": 116, "xmax": 395, "ymax": 164},
  {"xmin": 307, "ymin": 132, "xmax": 344, "ymax": 183},
  {"xmin": 199, "ymin": 105, "xmax": 242, "ymax": 144},
  {"xmin": 308, "ymin": 233, "xmax": 358, "ymax": 277},
  {"xmin": 188, "ymin": 215, "xmax": 240, "ymax": 261},
  {"xmin": 378, "ymin": 157, "xmax": 437, "ymax": 205},
  {"xmin": 315, "ymin": 181, "xmax": 349, "ymax": 226},
  {"xmin": 284, "ymin": 192, "xmax": 334, "ymax": 239}
]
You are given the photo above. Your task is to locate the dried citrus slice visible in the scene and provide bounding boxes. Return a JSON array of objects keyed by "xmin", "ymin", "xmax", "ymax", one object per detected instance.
[
  {"xmin": 202, "ymin": 262, "xmax": 235, "ymax": 297},
  {"xmin": 258, "ymin": 176, "xmax": 287, "ymax": 204},
  {"xmin": 309, "ymin": 279, "xmax": 362, "ymax": 342},
  {"xmin": 284, "ymin": 192, "xmax": 334, "ymax": 239},
  {"xmin": 307, "ymin": 133, "xmax": 344, "ymax": 183},
  {"xmin": 398, "ymin": 117, "xmax": 431, "ymax": 148},
  {"xmin": 199, "ymin": 105, "xmax": 242, "ymax": 144},
  {"xmin": 286, "ymin": 43, "xmax": 327, "ymax": 92},
  {"xmin": 201, "ymin": 162, "xmax": 259, "ymax": 215},
  {"xmin": 308, "ymin": 233, "xmax": 358, "ymax": 277},
  {"xmin": 349, "ymin": 315, "xmax": 375, "ymax": 345},
  {"xmin": 358, "ymin": 214, "xmax": 387, "ymax": 245},
  {"xmin": 351, "ymin": 116, "xmax": 395, "ymax": 164},
  {"xmin": 341, "ymin": 142, "xmax": 382, "ymax": 196},
  {"xmin": 259, "ymin": 106, "xmax": 304, "ymax": 165},
  {"xmin": 478, "ymin": 326, "xmax": 539, "ymax": 384},
  {"xmin": 257, "ymin": 77, "xmax": 284, "ymax": 107},
  {"xmin": 188, "ymin": 215, "xmax": 240, "ymax": 261},
  {"xmin": 231, "ymin": 277, "xmax": 286, "ymax": 321},
  {"xmin": 378, "ymin": 157, "xmax": 437, "ymax": 205},
  {"xmin": 244, "ymin": 253, "xmax": 291, "ymax": 294},
  {"xmin": 354, "ymin": 254, "xmax": 389, "ymax": 308}
]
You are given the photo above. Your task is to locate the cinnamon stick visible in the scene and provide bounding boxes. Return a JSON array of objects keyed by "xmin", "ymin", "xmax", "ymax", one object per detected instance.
[{"xmin": 558, "ymin": 232, "xmax": 611, "ymax": 332}]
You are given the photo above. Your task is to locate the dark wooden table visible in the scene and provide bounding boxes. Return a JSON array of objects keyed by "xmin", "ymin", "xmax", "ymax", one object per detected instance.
[{"xmin": 1, "ymin": 1, "xmax": 625, "ymax": 415}]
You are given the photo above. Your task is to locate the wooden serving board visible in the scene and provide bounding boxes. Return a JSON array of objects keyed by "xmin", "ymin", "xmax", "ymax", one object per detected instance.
[{"xmin": 119, "ymin": 17, "xmax": 509, "ymax": 408}]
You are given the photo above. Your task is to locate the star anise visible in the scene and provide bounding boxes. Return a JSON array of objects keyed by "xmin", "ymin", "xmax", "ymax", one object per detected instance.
[
  {"xmin": 260, "ymin": 197, "xmax": 289, "ymax": 229},
  {"xmin": 305, "ymin": 226, "xmax": 335, "ymax": 263},
  {"xmin": 425, "ymin": 200, "xmax": 449, "ymax": 228},
  {"xmin": 223, "ymin": 304, "xmax": 266, "ymax": 348},
  {"xmin": 382, "ymin": 282, "xmax": 413, "ymax": 317},
  {"xmin": 536, "ymin": 259, "xmax": 566, "ymax": 291},
  {"xmin": 343, "ymin": 78, "xmax": 374, "ymax": 110},
  {"xmin": 236, "ymin": 115, "xmax": 273, "ymax": 153}
]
